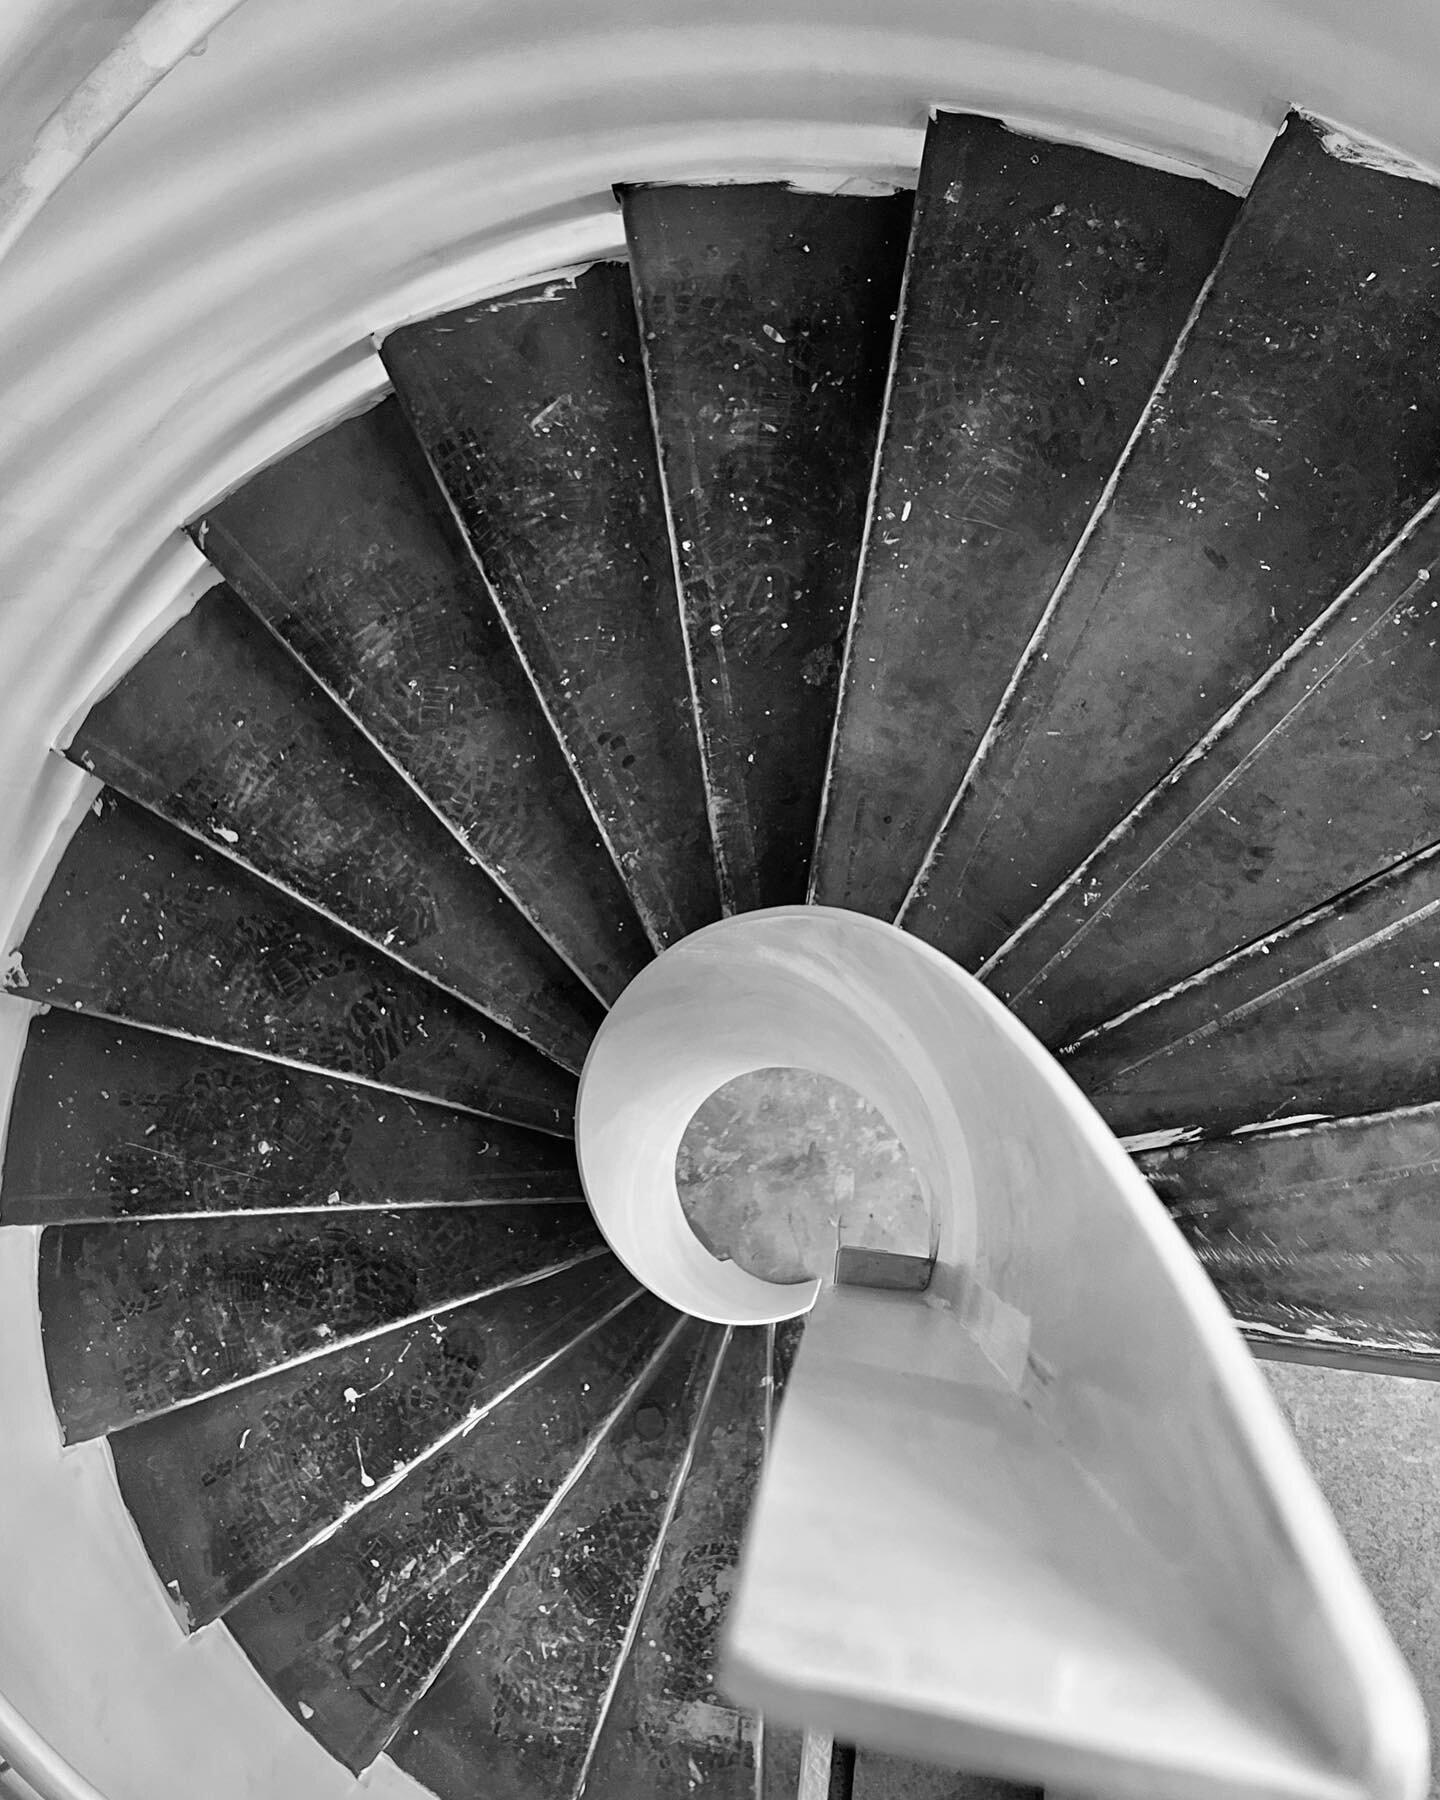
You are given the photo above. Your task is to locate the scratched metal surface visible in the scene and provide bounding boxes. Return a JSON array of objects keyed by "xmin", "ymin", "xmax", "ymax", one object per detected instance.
[
  {"xmin": 193, "ymin": 399, "xmax": 649, "ymax": 1002},
  {"xmin": 1066, "ymin": 842, "xmax": 1440, "ymax": 1138},
  {"xmin": 991, "ymin": 500, "xmax": 1440, "ymax": 1047},
  {"xmin": 813, "ymin": 112, "xmax": 1238, "ymax": 922},
  {"xmin": 384, "ymin": 264, "xmax": 721, "ymax": 949},
  {"xmin": 1137, "ymin": 1104, "xmax": 1440, "ymax": 1366},
  {"xmin": 0, "ymin": 1012, "xmax": 580, "ymax": 1226},
  {"xmin": 70, "ymin": 586, "xmax": 601, "ymax": 1068},
  {"xmin": 582, "ymin": 1326, "xmax": 767, "ymax": 1800},
  {"xmin": 389, "ymin": 1319, "xmax": 723, "ymax": 1800},
  {"xmin": 7, "ymin": 794, "xmax": 577, "ymax": 1133},
  {"xmin": 625, "ymin": 183, "xmax": 911, "ymax": 910},
  {"xmin": 225, "ymin": 1299, "xmax": 690, "ymax": 1773},
  {"xmin": 110, "ymin": 1254, "xmax": 637, "ymax": 1622},
  {"xmin": 904, "ymin": 111, "xmax": 1440, "ymax": 969},
  {"xmin": 40, "ymin": 1203, "xmax": 601, "ymax": 1441}
]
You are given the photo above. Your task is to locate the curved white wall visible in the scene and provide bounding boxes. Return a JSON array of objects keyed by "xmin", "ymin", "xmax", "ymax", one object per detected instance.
[{"xmin": 1, "ymin": 3, "xmax": 1439, "ymax": 1796}]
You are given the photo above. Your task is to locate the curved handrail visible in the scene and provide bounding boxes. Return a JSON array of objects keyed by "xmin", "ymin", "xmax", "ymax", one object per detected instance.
[
  {"xmin": 579, "ymin": 907, "xmax": 1429, "ymax": 1800},
  {"xmin": 0, "ymin": 1694, "xmax": 109, "ymax": 1800}
]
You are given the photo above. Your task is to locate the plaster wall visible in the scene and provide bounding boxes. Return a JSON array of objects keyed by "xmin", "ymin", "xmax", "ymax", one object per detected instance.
[
  {"xmin": 0, "ymin": 0, "xmax": 153, "ymax": 169},
  {"xmin": 1, "ymin": 2, "xmax": 1439, "ymax": 1795}
]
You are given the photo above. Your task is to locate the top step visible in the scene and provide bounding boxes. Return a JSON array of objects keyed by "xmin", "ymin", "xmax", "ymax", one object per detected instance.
[{"xmin": 626, "ymin": 182, "xmax": 911, "ymax": 910}]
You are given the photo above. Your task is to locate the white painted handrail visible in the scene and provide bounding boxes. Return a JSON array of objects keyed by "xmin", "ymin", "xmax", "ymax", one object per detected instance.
[
  {"xmin": 578, "ymin": 907, "xmax": 975, "ymax": 1323},
  {"xmin": 0, "ymin": 1695, "xmax": 109, "ymax": 1800},
  {"xmin": 577, "ymin": 907, "xmax": 1428, "ymax": 1800}
]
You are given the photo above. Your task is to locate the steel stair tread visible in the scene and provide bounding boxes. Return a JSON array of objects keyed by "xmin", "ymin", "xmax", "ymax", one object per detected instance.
[
  {"xmin": 624, "ymin": 180, "xmax": 911, "ymax": 911},
  {"xmin": 579, "ymin": 1323, "xmax": 769, "ymax": 1800},
  {"xmin": 1135, "ymin": 1101, "xmax": 1440, "ymax": 1370},
  {"xmin": 1064, "ymin": 840, "xmax": 1440, "ymax": 1138},
  {"xmin": 6, "ymin": 792, "xmax": 578, "ymax": 1132},
  {"xmin": 386, "ymin": 1318, "xmax": 726, "ymax": 1797},
  {"xmin": 69, "ymin": 583, "xmax": 601, "ymax": 1068},
  {"xmin": 383, "ymin": 262, "xmax": 721, "ymax": 950},
  {"xmin": 901, "ymin": 108, "xmax": 1440, "ymax": 971},
  {"xmin": 813, "ymin": 110, "xmax": 1240, "ymax": 922},
  {"xmin": 193, "ymin": 398, "xmax": 650, "ymax": 1002},
  {"xmin": 0, "ymin": 1010, "xmax": 581, "ymax": 1227},
  {"xmin": 110, "ymin": 1254, "xmax": 642, "ymax": 1624},
  {"xmin": 223, "ymin": 1299, "xmax": 697, "ymax": 1773},
  {"xmin": 40, "ymin": 1203, "xmax": 603, "ymax": 1440},
  {"xmin": 987, "ymin": 489, "xmax": 1440, "ymax": 1047}
]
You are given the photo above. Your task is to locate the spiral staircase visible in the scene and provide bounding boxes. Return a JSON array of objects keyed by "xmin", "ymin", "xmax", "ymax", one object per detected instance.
[{"xmin": 5, "ymin": 40, "xmax": 1440, "ymax": 1800}]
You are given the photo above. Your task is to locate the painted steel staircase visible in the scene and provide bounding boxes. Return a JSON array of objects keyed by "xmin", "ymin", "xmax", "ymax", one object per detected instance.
[{"xmin": 4, "ymin": 105, "xmax": 1440, "ymax": 1797}]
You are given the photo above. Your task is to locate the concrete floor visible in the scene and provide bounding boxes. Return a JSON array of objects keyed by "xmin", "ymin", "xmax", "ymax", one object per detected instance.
[
  {"xmin": 677, "ymin": 1068, "xmax": 931, "ymax": 1282},
  {"xmin": 1266, "ymin": 1359, "xmax": 1440, "ymax": 1798}
]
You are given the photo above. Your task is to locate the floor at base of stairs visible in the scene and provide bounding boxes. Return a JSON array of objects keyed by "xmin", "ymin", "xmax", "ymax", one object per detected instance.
[{"xmin": 1266, "ymin": 1360, "xmax": 1440, "ymax": 1800}]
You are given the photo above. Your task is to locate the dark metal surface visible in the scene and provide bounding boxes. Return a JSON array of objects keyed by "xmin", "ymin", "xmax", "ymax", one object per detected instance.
[
  {"xmin": 111, "ymin": 1255, "xmax": 638, "ymax": 1622},
  {"xmin": 226, "ymin": 1303, "xmax": 696, "ymax": 1774},
  {"xmin": 771, "ymin": 1314, "xmax": 806, "ymax": 1410},
  {"xmin": 0, "ymin": 1011, "xmax": 580, "ymax": 1226},
  {"xmin": 625, "ymin": 182, "xmax": 911, "ymax": 910},
  {"xmin": 904, "ymin": 111, "xmax": 1440, "ymax": 968},
  {"xmin": 853, "ymin": 1749, "xmax": 1037, "ymax": 1800},
  {"xmin": 193, "ymin": 400, "xmax": 649, "ymax": 1002},
  {"xmin": 1137, "ymin": 1104, "xmax": 1440, "ymax": 1370},
  {"xmin": 1066, "ymin": 843, "xmax": 1440, "ymax": 1138},
  {"xmin": 833, "ymin": 1246, "xmax": 934, "ymax": 1291},
  {"xmin": 389, "ymin": 1320, "xmax": 723, "ymax": 1799},
  {"xmin": 7, "ymin": 794, "xmax": 577, "ymax": 1132},
  {"xmin": 829, "ymin": 1745, "xmax": 859, "ymax": 1800},
  {"xmin": 763, "ymin": 1731, "xmax": 805, "ymax": 1800},
  {"xmin": 813, "ymin": 112, "xmax": 1238, "ymax": 921},
  {"xmin": 71, "ymin": 586, "xmax": 601, "ymax": 1068},
  {"xmin": 40, "ymin": 1204, "xmax": 601, "ymax": 1440},
  {"xmin": 991, "ymin": 497, "xmax": 1440, "ymax": 1047},
  {"xmin": 384, "ymin": 264, "xmax": 720, "ymax": 949},
  {"xmin": 582, "ymin": 1327, "xmax": 767, "ymax": 1800}
]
